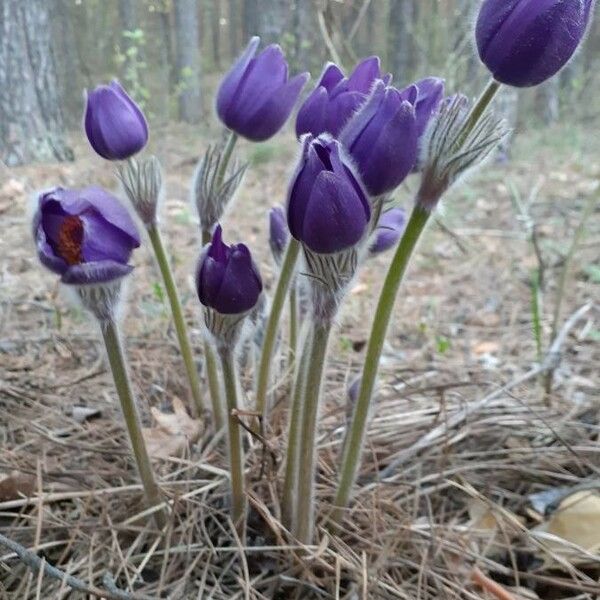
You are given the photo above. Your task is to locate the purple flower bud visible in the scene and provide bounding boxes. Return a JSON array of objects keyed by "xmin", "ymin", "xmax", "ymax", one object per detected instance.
[
  {"xmin": 34, "ymin": 187, "xmax": 141, "ymax": 285},
  {"xmin": 84, "ymin": 81, "xmax": 149, "ymax": 161},
  {"xmin": 216, "ymin": 37, "xmax": 309, "ymax": 141},
  {"xmin": 196, "ymin": 225, "xmax": 263, "ymax": 315},
  {"xmin": 369, "ymin": 208, "xmax": 406, "ymax": 256},
  {"xmin": 296, "ymin": 57, "xmax": 390, "ymax": 139},
  {"xmin": 341, "ymin": 81, "xmax": 418, "ymax": 197},
  {"xmin": 287, "ymin": 136, "xmax": 371, "ymax": 254},
  {"xmin": 268, "ymin": 205, "xmax": 289, "ymax": 262},
  {"xmin": 399, "ymin": 77, "xmax": 445, "ymax": 140},
  {"xmin": 476, "ymin": 0, "xmax": 594, "ymax": 88}
]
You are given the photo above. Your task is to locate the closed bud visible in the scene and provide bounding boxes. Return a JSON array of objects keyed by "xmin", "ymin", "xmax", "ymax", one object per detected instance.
[
  {"xmin": 476, "ymin": 0, "xmax": 594, "ymax": 88},
  {"xmin": 296, "ymin": 57, "xmax": 390, "ymax": 139},
  {"xmin": 268, "ymin": 205, "xmax": 289, "ymax": 265},
  {"xmin": 340, "ymin": 80, "xmax": 418, "ymax": 197},
  {"xmin": 369, "ymin": 208, "xmax": 406, "ymax": 257},
  {"xmin": 117, "ymin": 155, "xmax": 162, "ymax": 228},
  {"xmin": 193, "ymin": 144, "xmax": 247, "ymax": 233},
  {"xmin": 216, "ymin": 37, "xmax": 309, "ymax": 141},
  {"xmin": 84, "ymin": 81, "xmax": 148, "ymax": 161}
]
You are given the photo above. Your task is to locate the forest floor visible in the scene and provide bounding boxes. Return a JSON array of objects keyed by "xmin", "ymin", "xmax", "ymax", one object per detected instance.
[{"xmin": 1, "ymin": 118, "xmax": 599, "ymax": 599}]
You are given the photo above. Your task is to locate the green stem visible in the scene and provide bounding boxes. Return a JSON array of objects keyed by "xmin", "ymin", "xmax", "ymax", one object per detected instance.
[
  {"xmin": 331, "ymin": 206, "xmax": 430, "ymax": 522},
  {"xmin": 331, "ymin": 78, "xmax": 503, "ymax": 522},
  {"xmin": 288, "ymin": 285, "xmax": 298, "ymax": 368},
  {"xmin": 147, "ymin": 225, "xmax": 204, "ymax": 416},
  {"xmin": 101, "ymin": 319, "xmax": 166, "ymax": 529},
  {"xmin": 202, "ymin": 229, "xmax": 225, "ymax": 430},
  {"xmin": 219, "ymin": 347, "xmax": 246, "ymax": 536},
  {"xmin": 281, "ymin": 324, "xmax": 312, "ymax": 529},
  {"xmin": 255, "ymin": 239, "xmax": 301, "ymax": 424},
  {"xmin": 215, "ymin": 131, "xmax": 238, "ymax": 189},
  {"xmin": 456, "ymin": 79, "xmax": 501, "ymax": 149},
  {"xmin": 294, "ymin": 322, "xmax": 332, "ymax": 544}
]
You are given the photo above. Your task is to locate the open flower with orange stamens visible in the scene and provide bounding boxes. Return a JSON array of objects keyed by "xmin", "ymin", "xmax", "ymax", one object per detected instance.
[{"xmin": 34, "ymin": 186, "xmax": 141, "ymax": 285}]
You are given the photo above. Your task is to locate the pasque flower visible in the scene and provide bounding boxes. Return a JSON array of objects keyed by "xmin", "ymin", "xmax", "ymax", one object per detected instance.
[
  {"xmin": 369, "ymin": 208, "xmax": 406, "ymax": 256},
  {"xmin": 476, "ymin": 0, "xmax": 594, "ymax": 88},
  {"xmin": 268, "ymin": 205, "xmax": 289, "ymax": 263},
  {"xmin": 340, "ymin": 80, "xmax": 418, "ymax": 197},
  {"xmin": 287, "ymin": 136, "xmax": 370, "ymax": 255},
  {"xmin": 84, "ymin": 81, "xmax": 148, "ymax": 160},
  {"xmin": 196, "ymin": 225, "xmax": 262, "ymax": 315},
  {"xmin": 34, "ymin": 186, "xmax": 141, "ymax": 285},
  {"xmin": 400, "ymin": 77, "xmax": 445, "ymax": 140},
  {"xmin": 216, "ymin": 37, "xmax": 309, "ymax": 141},
  {"xmin": 296, "ymin": 57, "xmax": 390, "ymax": 139}
]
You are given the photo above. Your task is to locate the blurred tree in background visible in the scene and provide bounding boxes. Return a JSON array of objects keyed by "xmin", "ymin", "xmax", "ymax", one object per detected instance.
[{"xmin": 1, "ymin": 0, "xmax": 599, "ymax": 165}]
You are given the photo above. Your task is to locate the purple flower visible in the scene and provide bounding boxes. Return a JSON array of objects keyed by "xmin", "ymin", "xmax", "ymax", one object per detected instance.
[
  {"xmin": 34, "ymin": 187, "xmax": 141, "ymax": 284},
  {"xmin": 476, "ymin": 0, "xmax": 594, "ymax": 88},
  {"xmin": 196, "ymin": 225, "xmax": 263, "ymax": 315},
  {"xmin": 216, "ymin": 37, "xmax": 309, "ymax": 141},
  {"xmin": 287, "ymin": 136, "xmax": 370, "ymax": 254},
  {"xmin": 296, "ymin": 57, "xmax": 390, "ymax": 139},
  {"xmin": 340, "ymin": 80, "xmax": 417, "ymax": 197},
  {"xmin": 269, "ymin": 205, "xmax": 289, "ymax": 262},
  {"xmin": 399, "ymin": 77, "xmax": 445, "ymax": 140},
  {"xmin": 84, "ymin": 81, "xmax": 148, "ymax": 160},
  {"xmin": 369, "ymin": 208, "xmax": 406, "ymax": 256}
]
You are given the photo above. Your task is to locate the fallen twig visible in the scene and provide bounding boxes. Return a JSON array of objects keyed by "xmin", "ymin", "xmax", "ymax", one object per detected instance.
[
  {"xmin": 471, "ymin": 567, "xmax": 517, "ymax": 600},
  {"xmin": 0, "ymin": 532, "xmax": 150, "ymax": 600}
]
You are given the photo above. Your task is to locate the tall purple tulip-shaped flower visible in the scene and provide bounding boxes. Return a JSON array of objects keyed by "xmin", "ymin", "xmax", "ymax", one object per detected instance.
[
  {"xmin": 296, "ymin": 57, "xmax": 390, "ymax": 139},
  {"xmin": 476, "ymin": 0, "xmax": 594, "ymax": 88},
  {"xmin": 34, "ymin": 187, "xmax": 141, "ymax": 285},
  {"xmin": 287, "ymin": 136, "xmax": 371, "ymax": 255},
  {"xmin": 216, "ymin": 37, "xmax": 309, "ymax": 141},
  {"xmin": 341, "ymin": 81, "xmax": 418, "ymax": 197},
  {"xmin": 84, "ymin": 81, "xmax": 148, "ymax": 160},
  {"xmin": 196, "ymin": 225, "xmax": 263, "ymax": 315}
]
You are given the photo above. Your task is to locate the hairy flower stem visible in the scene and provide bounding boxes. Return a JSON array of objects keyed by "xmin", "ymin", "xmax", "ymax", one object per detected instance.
[
  {"xmin": 147, "ymin": 225, "xmax": 204, "ymax": 416},
  {"xmin": 202, "ymin": 229, "xmax": 225, "ymax": 430},
  {"xmin": 255, "ymin": 239, "xmax": 301, "ymax": 427},
  {"xmin": 288, "ymin": 286, "xmax": 298, "ymax": 368},
  {"xmin": 219, "ymin": 347, "xmax": 246, "ymax": 537},
  {"xmin": 101, "ymin": 319, "xmax": 166, "ymax": 529},
  {"xmin": 294, "ymin": 322, "xmax": 332, "ymax": 544},
  {"xmin": 281, "ymin": 325, "xmax": 312, "ymax": 529},
  {"xmin": 215, "ymin": 131, "xmax": 239, "ymax": 189},
  {"xmin": 331, "ymin": 79, "xmax": 503, "ymax": 522}
]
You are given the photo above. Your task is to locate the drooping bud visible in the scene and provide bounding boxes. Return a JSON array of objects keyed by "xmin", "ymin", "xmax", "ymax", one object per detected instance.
[
  {"xmin": 340, "ymin": 80, "xmax": 418, "ymax": 197},
  {"xmin": 268, "ymin": 205, "xmax": 289, "ymax": 265},
  {"xmin": 117, "ymin": 155, "xmax": 163, "ymax": 228},
  {"xmin": 216, "ymin": 37, "xmax": 309, "ymax": 142},
  {"xmin": 369, "ymin": 207, "xmax": 406, "ymax": 257},
  {"xmin": 84, "ymin": 81, "xmax": 148, "ymax": 161},
  {"xmin": 196, "ymin": 225, "xmax": 263, "ymax": 348},
  {"xmin": 417, "ymin": 95, "xmax": 509, "ymax": 212},
  {"xmin": 296, "ymin": 57, "xmax": 390, "ymax": 139},
  {"xmin": 476, "ymin": 0, "xmax": 594, "ymax": 88},
  {"xmin": 33, "ymin": 186, "xmax": 141, "ymax": 321},
  {"xmin": 192, "ymin": 144, "xmax": 247, "ymax": 234}
]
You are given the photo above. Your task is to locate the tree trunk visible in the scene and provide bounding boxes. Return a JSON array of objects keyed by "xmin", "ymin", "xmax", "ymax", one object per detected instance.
[
  {"xmin": 208, "ymin": 0, "xmax": 221, "ymax": 69},
  {"xmin": 228, "ymin": 0, "xmax": 239, "ymax": 57},
  {"xmin": 243, "ymin": 0, "xmax": 260, "ymax": 39},
  {"xmin": 0, "ymin": 0, "xmax": 73, "ymax": 166},
  {"xmin": 118, "ymin": 0, "xmax": 137, "ymax": 75},
  {"xmin": 388, "ymin": 0, "xmax": 414, "ymax": 83},
  {"xmin": 293, "ymin": 0, "xmax": 315, "ymax": 71},
  {"xmin": 174, "ymin": 0, "xmax": 202, "ymax": 123}
]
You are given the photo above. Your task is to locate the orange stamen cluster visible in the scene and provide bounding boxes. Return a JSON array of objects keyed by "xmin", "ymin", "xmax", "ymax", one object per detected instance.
[{"xmin": 57, "ymin": 216, "xmax": 84, "ymax": 265}]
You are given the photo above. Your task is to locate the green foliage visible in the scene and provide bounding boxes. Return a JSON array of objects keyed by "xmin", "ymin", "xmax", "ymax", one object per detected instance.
[
  {"xmin": 530, "ymin": 271, "xmax": 543, "ymax": 362},
  {"xmin": 114, "ymin": 28, "xmax": 150, "ymax": 109},
  {"xmin": 249, "ymin": 143, "xmax": 278, "ymax": 166},
  {"xmin": 435, "ymin": 335, "xmax": 451, "ymax": 354},
  {"xmin": 583, "ymin": 264, "xmax": 600, "ymax": 284},
  {"xmin": 152, "ymin": 281, "xmax": 165, "ymax": 304}
]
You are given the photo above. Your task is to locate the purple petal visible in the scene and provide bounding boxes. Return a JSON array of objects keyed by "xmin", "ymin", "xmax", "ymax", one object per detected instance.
[
  {"xmin": 62, "ymin": 261, "xmax": 133, "ymax": 285},
  {"xmin": 348, "ymin": 56, "xmax": 382, "ymax": 93}
]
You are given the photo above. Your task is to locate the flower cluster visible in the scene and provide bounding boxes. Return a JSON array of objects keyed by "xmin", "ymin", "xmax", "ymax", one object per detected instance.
[{"xmin": 30, "ymin": 0, "xmax": 594, "ymax": 548}]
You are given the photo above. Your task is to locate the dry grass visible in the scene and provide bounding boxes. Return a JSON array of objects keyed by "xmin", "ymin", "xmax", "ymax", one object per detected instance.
[{"xmin": 1, "ymin": 121, "xmax": 599, "ymax": 599}]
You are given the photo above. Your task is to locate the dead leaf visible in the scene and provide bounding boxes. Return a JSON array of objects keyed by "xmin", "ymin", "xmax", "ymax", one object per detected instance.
[
  {"xmin": 0, "ymin": 471, "xmax": 36, "ymax": 501},
  {"xmin": 142, "ymin": 397, "xmax": 202, "ymax": 460},
  {"xmin": 472, "ymin": 340, "xmax": 500, "ymax": 355},
  {"xmin": 532, "ymin": 490, "xmax": 600, "ymax": 566}
]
